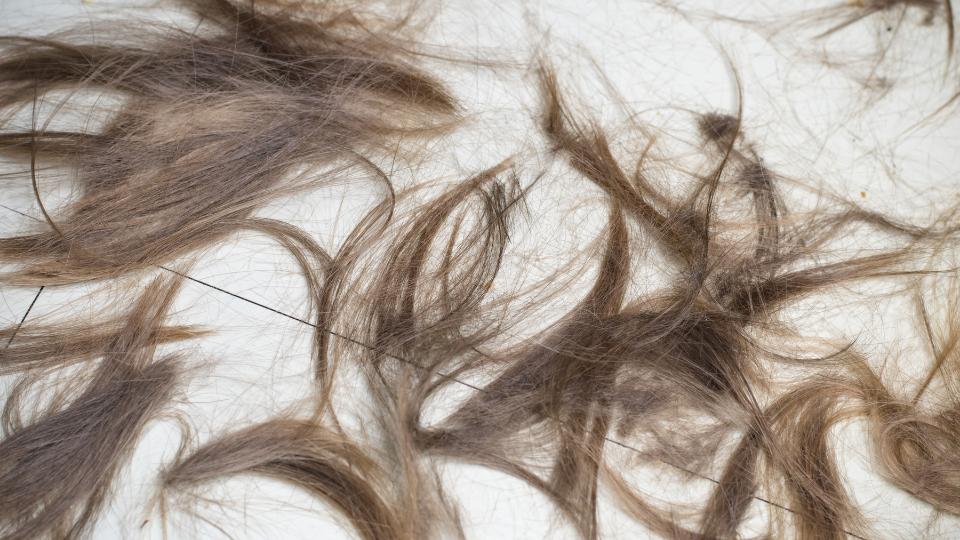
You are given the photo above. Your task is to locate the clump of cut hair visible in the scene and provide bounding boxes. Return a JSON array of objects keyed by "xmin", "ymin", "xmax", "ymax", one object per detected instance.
[
  {"xmin": 0, "ymin": 0, "xmax": 456, "ymax": 286},
  {"xmin": 0, "ymin": 274, "xmax": 194, "ymax": 540},
  {"xmin": 163, "ymin": 419, "xmax": 417, "ymax": 540},
  {"xmin": 698, "ymin": 112, "xmax": 741, "ymax": 144}
]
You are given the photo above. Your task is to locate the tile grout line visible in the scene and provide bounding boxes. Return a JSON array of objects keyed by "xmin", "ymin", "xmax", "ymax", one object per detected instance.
[
  {"xmin": 157, "ymin": 266, "xmax": 486, "ymax": 393},
  {"xmin": 3, "ymin": 285, "xmax": 43, "ymax": 348},
  {"xmin": 0, "ymin": 205, "xmax": 867, "ymax": 539}
]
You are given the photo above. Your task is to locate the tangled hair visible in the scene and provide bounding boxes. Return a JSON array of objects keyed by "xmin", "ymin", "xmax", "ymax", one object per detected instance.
[
  {"xmin": 163, "ymin": 419, "xmax": 417, "ymax": 540},
  {"xmin": 1, "ymin": 1, "xmax": 959, "ymax": 539},
  {"xmin": 0, "ymin": 0, "xmax": 455, "ymax": 286},
  {"xmin": 0, "ymin": 274, "xmax": 192, "ymax": 539}
]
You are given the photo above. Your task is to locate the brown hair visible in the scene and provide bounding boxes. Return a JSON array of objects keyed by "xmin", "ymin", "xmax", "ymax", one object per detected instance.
[
  {"xmin": 0, "ymin": 0, "xmax": 455, "ymax": 286},
  {"xmin": 1, "ymin": 1, "xmax": 959, "ymax": 539},
  {"xmin": 0, "ymin": 274, "xmax": 192, "ymax": 539}
]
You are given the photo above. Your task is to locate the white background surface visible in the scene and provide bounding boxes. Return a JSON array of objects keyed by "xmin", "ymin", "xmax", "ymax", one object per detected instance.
[{"xmin": 2, "ymin": 0, "xmax": 959, "ymax": 538}]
